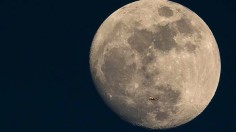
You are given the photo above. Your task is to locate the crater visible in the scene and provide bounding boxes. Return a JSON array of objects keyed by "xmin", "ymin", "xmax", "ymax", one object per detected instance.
[
  {"xmin": 153, "ymin": 25, "xmax": 178, "ymax": 52},
  {"xmin": 158, "ymin": 6, "xmax": 173, "ymax": 17},
  {"xmin": 128, "ymin": 29, "xmax": 153, "ymax": 53}
]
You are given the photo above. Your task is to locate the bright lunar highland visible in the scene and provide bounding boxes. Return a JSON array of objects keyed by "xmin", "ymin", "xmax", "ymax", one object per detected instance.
[{"xmin": 90, "ymin": 0, "xmax": 221, "ymax": 129}]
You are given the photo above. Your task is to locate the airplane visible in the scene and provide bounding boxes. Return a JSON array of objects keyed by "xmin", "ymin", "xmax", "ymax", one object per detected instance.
[{"xmin": 148, "ymin": 97, "xmax": 158, "ymax": 100}]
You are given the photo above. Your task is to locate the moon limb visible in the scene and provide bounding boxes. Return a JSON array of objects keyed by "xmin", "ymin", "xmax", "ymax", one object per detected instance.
[{"xmin": 90, "ymin": 0, "xmax": 221, "ymax": 129}]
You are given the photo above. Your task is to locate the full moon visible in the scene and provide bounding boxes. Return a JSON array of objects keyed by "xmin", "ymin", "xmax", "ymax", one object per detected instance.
[{"xmin": 90, "ymin": 0, "xmax": 221, "ymax": 129}]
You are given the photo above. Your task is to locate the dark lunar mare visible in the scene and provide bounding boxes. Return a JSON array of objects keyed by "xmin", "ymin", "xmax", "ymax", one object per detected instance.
[
  {"xmin": 128, "ymin": 23, "xmax": 194, "ymax": 53},
  {"xmin": 175, "ymin": 18, "xmax": 194, "ymax": 34},
  {"xmin": 158, "ymin": 6, "xmax": 174, "ymax": 17},
  {"xmin": 128, "ymin": 29, "xmax": 153, "ymax": 53},
  {"xmin": 153, "ymin": 24, "xmax": 178, "ymax": 51}
]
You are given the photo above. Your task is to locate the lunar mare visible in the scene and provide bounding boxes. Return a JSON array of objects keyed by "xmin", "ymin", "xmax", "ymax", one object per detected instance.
[{"xmin": 90, "ymin": 0, "xmax": 221, "ymax": 129}]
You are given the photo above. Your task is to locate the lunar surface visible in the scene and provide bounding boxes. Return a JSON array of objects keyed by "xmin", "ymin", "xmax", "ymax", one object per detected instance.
[{"xmin": 90, "ymin": 0, "xmax": 221, "ymax": 129}]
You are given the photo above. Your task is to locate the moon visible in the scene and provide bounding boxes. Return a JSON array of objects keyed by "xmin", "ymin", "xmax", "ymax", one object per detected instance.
[{"xmin": 90, "ymin": 0, "xmax": 221, "ymax": 129}]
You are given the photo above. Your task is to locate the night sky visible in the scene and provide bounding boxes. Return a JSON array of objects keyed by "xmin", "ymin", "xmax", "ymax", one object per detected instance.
[{"xmin": 0, "ymin": 0, "xmax": 235, "ymax": 131}]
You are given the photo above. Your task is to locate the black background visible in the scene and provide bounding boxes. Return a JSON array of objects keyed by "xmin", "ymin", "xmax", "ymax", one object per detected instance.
[{"xmin": 0, "ymin": 0, "xmax": 235, "ymax": 131}]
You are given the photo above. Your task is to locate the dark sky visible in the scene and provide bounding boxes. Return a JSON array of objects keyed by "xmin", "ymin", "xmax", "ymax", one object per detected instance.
[{"xmin": 0, "ymin": 0, "xmax": 235, "ymax": 131}]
